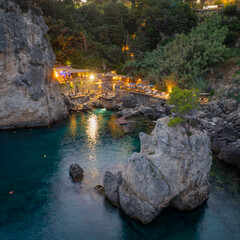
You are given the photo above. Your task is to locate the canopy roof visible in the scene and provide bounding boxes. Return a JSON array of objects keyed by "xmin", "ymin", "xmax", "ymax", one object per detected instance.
[
  {"xmin": 55, "ymin": 66, "xmax": 90, "ymax": 73},
  {"xmin": 105, "ymin": 72, "xmax": 132, "ymax": 79}
]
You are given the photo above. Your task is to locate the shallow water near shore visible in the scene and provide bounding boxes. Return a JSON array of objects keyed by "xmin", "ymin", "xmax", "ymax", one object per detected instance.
[{"xmin": 0, "ymin": 110, "xmax": 240, "ymax": 240}]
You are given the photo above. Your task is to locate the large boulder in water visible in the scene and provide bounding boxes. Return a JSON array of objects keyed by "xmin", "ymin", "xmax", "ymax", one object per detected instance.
[
  {"xmin": 69, "ymin": 163, "xmax": 84, "ymax": 182},
  {"xmin": 104, "ymin": 117, "xmax": 212, "ymax": 224}
]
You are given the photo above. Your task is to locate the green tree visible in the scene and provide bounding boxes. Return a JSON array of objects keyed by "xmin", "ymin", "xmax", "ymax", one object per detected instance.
[
  {"xmin": 168, "ymin": 87, "xmax": 200, "ymax": 134},
  {"xmin": 127, "ymin": 14, "xmax": 229, "ymax": 88},
  {"xmin": 130, "ymin": 1, "xmax": 196, "ymax": 57}
]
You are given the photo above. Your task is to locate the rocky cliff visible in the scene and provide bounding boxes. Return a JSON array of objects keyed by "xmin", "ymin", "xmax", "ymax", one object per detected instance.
[
  {"xmin": 104, "ymin": 117, "xmax": 212, "ymax": 224},
  {"xmin": 0, "ymin": 0, "xmax": 68, "ymax": 129},
  {"xmin": 191, "ymin": 100, "xmax": 240, "ymax": 168}
]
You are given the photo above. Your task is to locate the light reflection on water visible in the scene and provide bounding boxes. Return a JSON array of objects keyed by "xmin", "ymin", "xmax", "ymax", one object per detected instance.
[
  {"xmin": 86, "ymin": 114, "xmax": 99, "ymax": 145},
  {"xmin": 69, "ymin": 114, "xmax": 77, "ymax": 136}
]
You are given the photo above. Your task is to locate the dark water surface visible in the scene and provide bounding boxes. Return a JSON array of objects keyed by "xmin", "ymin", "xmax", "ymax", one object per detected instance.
[{"xmin": 0, "ymin": 110, "xmax": 239, "ymax": 240}]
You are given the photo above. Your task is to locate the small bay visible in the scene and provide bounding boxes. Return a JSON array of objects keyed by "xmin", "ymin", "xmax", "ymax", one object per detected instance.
[{"xmin": 0, "ymin": 110, "xmax": 239, "ymax": 240}]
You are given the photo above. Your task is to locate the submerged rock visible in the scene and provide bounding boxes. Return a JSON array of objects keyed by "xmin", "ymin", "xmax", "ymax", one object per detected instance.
[
  {"xmin": 69, "ymin": 164, "xmax": 84, "ymax": 182},
  {"xmin": 104, "ymin": 117, "xmax": 212, "ymax": 224},
  {"xmin": 93, "ymin": 185, "xmax": 105, "ymax": 195}
]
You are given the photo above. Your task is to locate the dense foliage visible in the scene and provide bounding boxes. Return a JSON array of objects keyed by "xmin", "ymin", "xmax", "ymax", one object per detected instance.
[
  {"xmin": 13, "ymin": 0, "xmax": 197, "ymax": 71},
  {"xmin": 124, "ymin": 14, "xmax": 232, "ymax": 89},
  {"xmin": 168, "ymin": 87, "xmax": 200, "ymax": 133},
  {"xmin": 14, "ymin": 0, "xmax": 240, "ymax": 91}
]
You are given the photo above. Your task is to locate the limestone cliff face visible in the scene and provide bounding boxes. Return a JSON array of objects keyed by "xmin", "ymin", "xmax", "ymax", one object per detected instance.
[{"xmin": 0, "ymin": 0, "xmax": 68, "ymax": 129}]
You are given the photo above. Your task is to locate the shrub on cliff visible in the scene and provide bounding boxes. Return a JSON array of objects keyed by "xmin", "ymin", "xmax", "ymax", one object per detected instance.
[
  {"xmin": 13, "ymin": 0, "xmax": 42, "ymax": 15},
  {"xmin": 168, "ymin": 87, "xmax": 200, "ymax": 134}
]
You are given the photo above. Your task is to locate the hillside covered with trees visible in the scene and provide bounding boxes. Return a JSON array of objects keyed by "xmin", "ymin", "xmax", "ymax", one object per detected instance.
[{"xmin": 15, "ymin": 0, "xmax": 240, "ymax": 92}]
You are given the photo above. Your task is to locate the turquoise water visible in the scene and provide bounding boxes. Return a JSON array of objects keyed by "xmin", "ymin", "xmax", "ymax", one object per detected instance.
[{"xmin": 0, "ymin": 110, "xmax": 239, "ymax": 240}]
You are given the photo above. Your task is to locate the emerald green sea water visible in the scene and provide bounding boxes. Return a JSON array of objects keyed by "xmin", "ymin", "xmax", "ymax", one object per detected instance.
[{"xmin": 0, "ymin": 110, "xmax": 240, "ymax": 240}]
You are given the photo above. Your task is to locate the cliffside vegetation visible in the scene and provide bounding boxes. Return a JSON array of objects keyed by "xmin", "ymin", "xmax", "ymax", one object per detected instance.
[
  {"xmin": 14, "ymin": 0, "xmax": 240, "ymax": 93},
  {"xmin": 168, "ymin": 87, "xmax": 200, "ymax": 134},
  {"xmin": 14, "ymin": 0, "xmax": 196, "ymax": 70}
]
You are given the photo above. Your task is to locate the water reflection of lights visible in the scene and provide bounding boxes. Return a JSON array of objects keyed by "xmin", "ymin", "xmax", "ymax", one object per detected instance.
[
  {"xmin": 69, "ymin": 115, "xmax": 77, "ymax": 136},
  {"xmin": 108, "ymin": 115, "xmax": 123, "ymax": 137},
  {"xmin": 86, "ymin": 114, "xmax": 99, "ymax": 144},
  {"xmin": 86, "ymin": 114, "xmax": 100, "ymax": 178}
]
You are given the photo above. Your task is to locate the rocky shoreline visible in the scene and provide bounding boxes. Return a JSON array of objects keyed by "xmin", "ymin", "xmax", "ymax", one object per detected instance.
[{"xmin": 110, "ymin": 94, "xmax": 240, "ymax": 170}]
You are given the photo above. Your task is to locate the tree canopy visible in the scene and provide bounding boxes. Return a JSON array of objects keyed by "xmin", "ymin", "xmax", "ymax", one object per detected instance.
[
  {"xmin": 14, "ymin": 0, "xmax": 240, "ymax": 87},
  {"xmin": 14, "ymin": 0, "xmax": 198, "ymax": 71},
  {"xmin": 124, "ymin": 14, "xmax": 230, "ymax": 89}
]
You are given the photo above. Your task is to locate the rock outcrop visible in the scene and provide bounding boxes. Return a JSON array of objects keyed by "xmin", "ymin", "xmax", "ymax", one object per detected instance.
[
  {"xmin": 69, "ymin": 163, "xmax": 84, "ymax": 182},
  {"xmin": 117, "ymin": 103, "xmax": 168, "ymax": 119},
  {"xmin": 0, "ymin": 1, "xmax": 68, "ymax": 129},
  {"xmin": 122, "ymin": 95, "xmax": 137, "ymax": 108},
  {"xmin": 104, "ymin": 117, "xmax": 212, "ymax": 224},
  {"xmin": 192, "ymin": 100, "xmax": 240, "ymax": 168},
  {"xmin": 117, "ymin": 95, "xmax": 240, "ymax": 169}
]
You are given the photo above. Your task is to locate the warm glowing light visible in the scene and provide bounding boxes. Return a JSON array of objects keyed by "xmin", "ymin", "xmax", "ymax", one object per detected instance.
[
  {"xmin": 168, "ymin": 85, "xmax": 172, "ymax": 93},
  {"xmin": 137, "ymin": 78, "xmax": 142, "ymax": 84},
  {"xmin": 122, "ymin": 45, "xmax": 129, "ymax": 52},
  {"xmin": 166, "ymin": 82, "xmax": 175, "ymax": 93},
  {"xmin": 54, "ymin": 71, "xmax": 59, "ymax": 78},
  {"xmin": 90, "ymin": 74, "xmax": 94, "ymax": 80}
]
